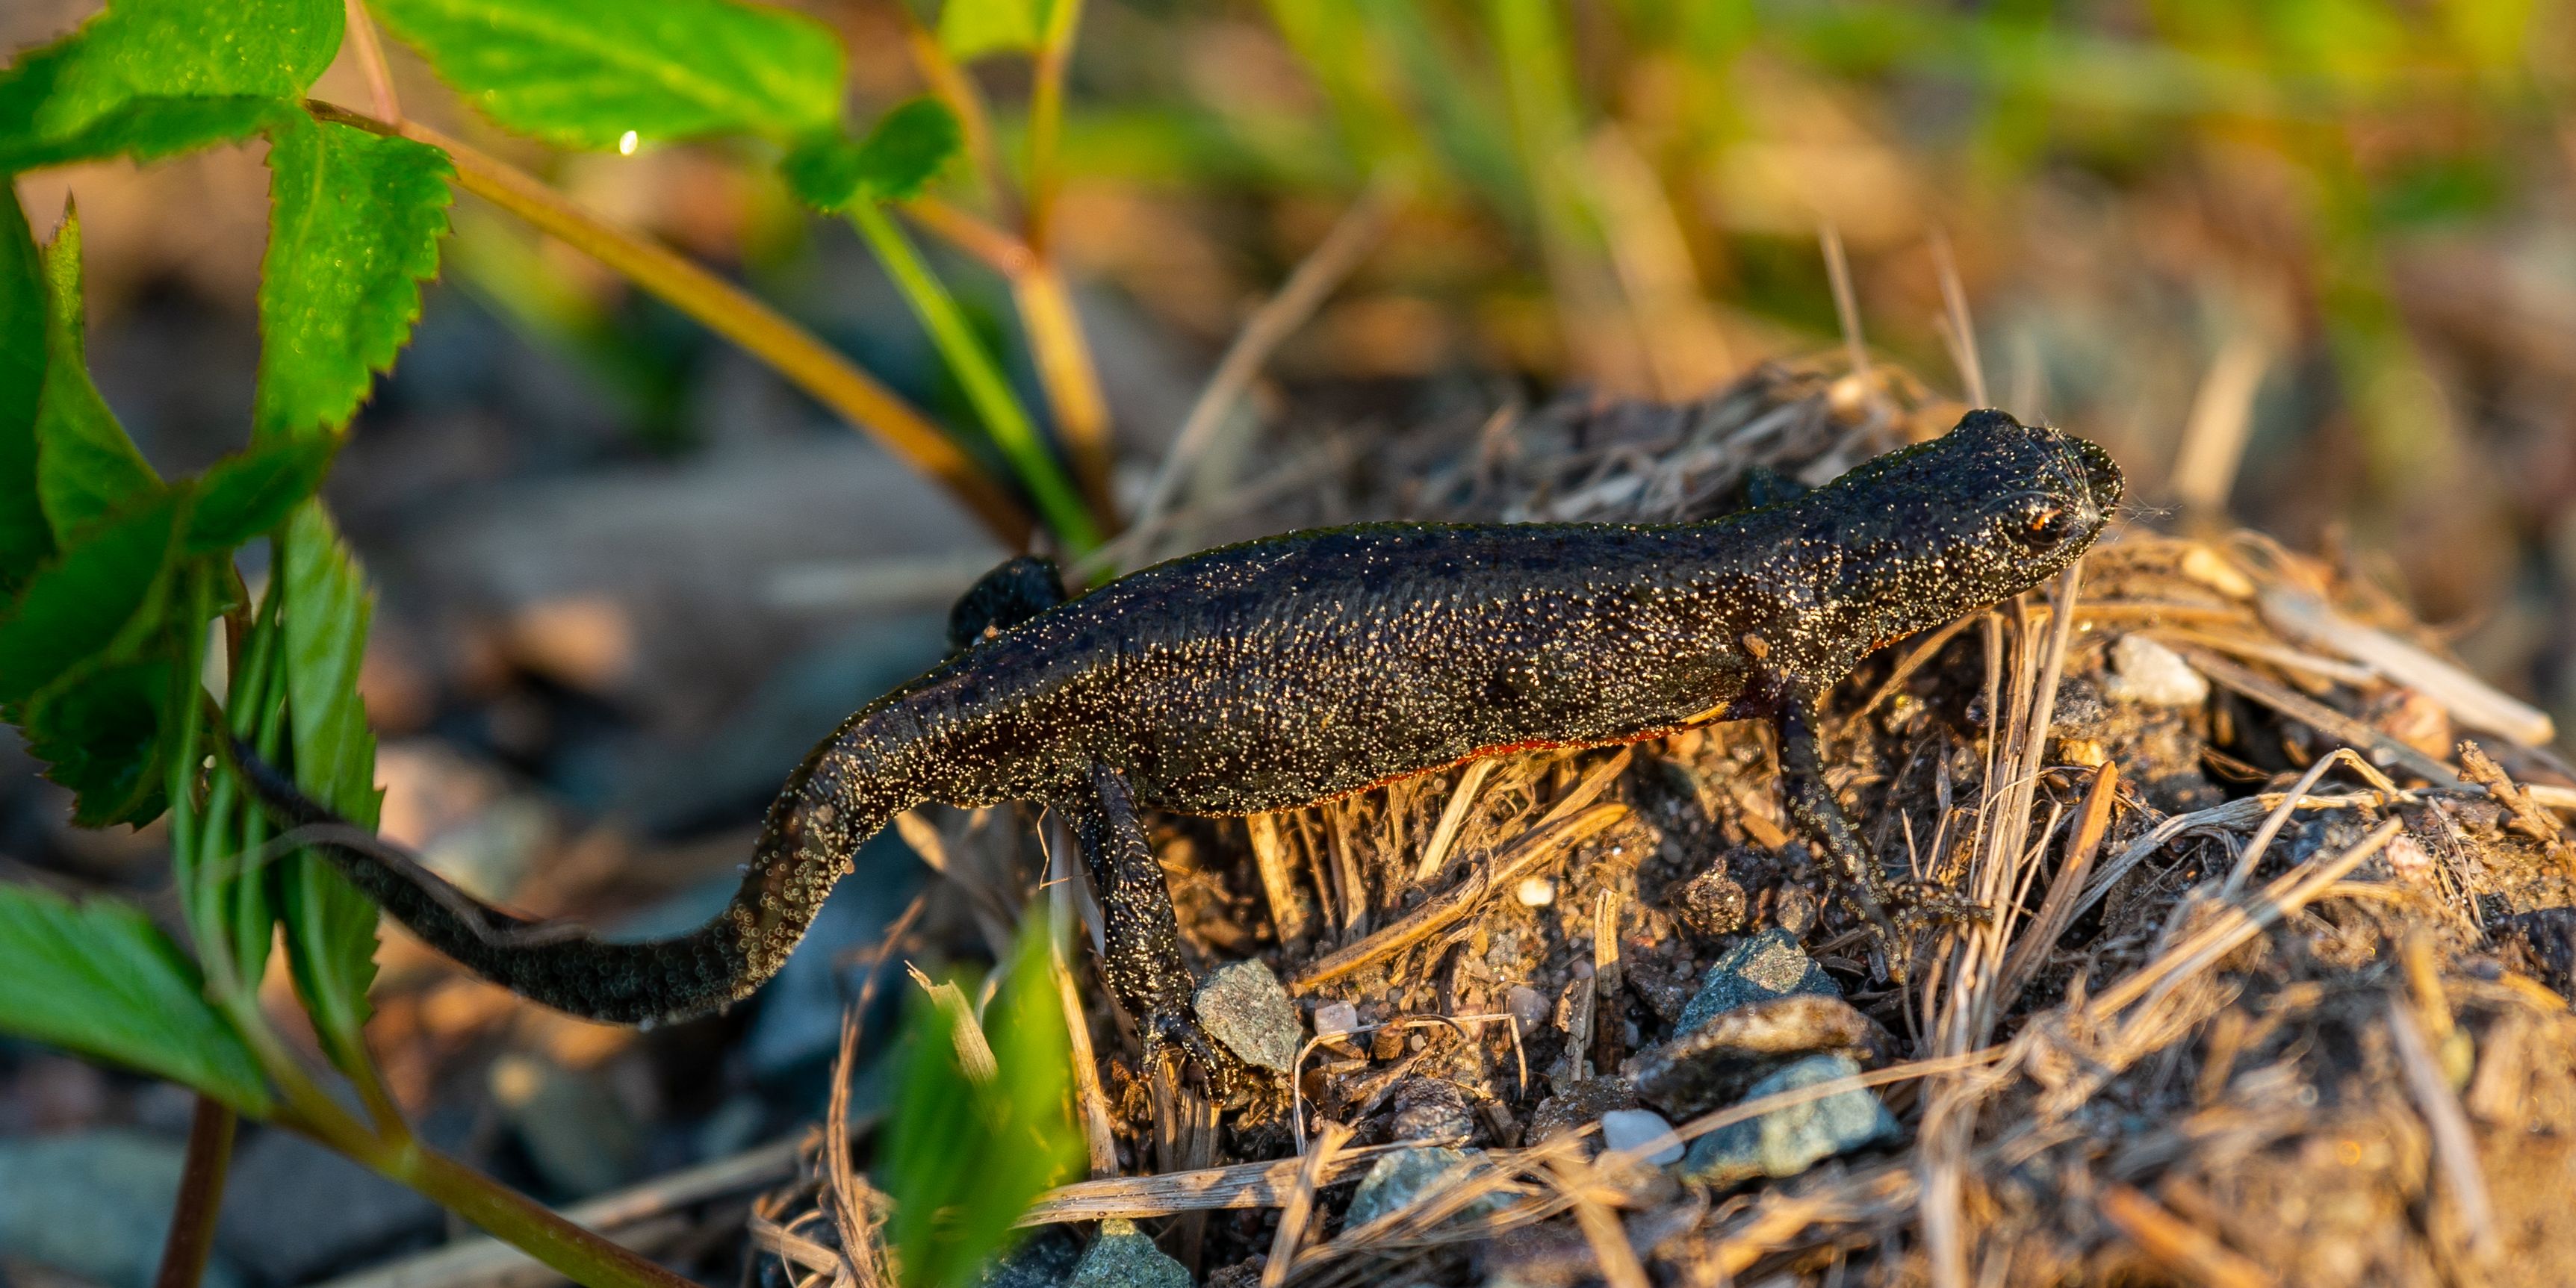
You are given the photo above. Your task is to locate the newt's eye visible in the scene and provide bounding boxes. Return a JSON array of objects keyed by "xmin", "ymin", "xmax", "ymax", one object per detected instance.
[{"xmin": 2014, "ymin": 502, "xmax": 2078, "ymax": 546}]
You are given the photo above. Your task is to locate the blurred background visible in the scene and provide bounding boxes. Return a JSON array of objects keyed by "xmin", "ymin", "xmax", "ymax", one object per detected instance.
[{"xmin": 4, "ymin": 0, "xmax": 2575, "ymax": 1284}]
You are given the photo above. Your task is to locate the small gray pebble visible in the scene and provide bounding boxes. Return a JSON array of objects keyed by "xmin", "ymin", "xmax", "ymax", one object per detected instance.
[
  {"xmin": 1677, "ymin": 1054, "xmax": 1898, "ymax": 1186},
  {"xmin": 1677, "ymin": 928, "xmax": 1840, "ymax": 1031},
  {"xmin": 1194, "ymin": 960, "xmax": 1303, "ymax": 1073},
  {"xmin": 1344, "ymin": 1146, "xmax": 1507, "ymax": 1228},
  {"xmin": 1068, "ymin": 1218, "xmax": 1191, "ymax": 1288}
]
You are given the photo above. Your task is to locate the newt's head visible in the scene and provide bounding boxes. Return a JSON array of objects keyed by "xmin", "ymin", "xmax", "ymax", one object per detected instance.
[{"xmin": 1781, "ymin": 409, "xmax": 2124, "ymax": 662}]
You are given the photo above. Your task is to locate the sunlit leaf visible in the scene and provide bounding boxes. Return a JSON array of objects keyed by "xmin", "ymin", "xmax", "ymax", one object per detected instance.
[
  {"xmin": 937, "ymin": 0, "xmax": 1056, "ymax": 61},
  {"xmin": 274, "ymin": 500, "xmax": 385, "ymax": 1062},
  {"xmin": 783, "ymin": 99, "xmax": 962, "ymax": 211},
  {"xmin": 255, "ymin": 116, "xmax": 453, "ymax": 439},
  {"xmin": 0, "ymin": 90, "xmax": 286, "ymax": 172},
  {"xmin": 0, "ymin": 883, "xmax": 271, "ymax": 1113},
  {"xmin": 370, "ymin": 0, "xmax": 845, "ymax": 150},
  {"xmin": 0, "ymin": 0, "xmax": 337, "ymax": 143},
  {"xmin": 32, "ymin": 205, "xmax": 162, "ymax": 544}
]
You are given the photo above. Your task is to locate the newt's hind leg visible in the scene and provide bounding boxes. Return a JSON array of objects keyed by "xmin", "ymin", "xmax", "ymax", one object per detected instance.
[
  {"xmin": 1061, "ymin": 764, "xmax": 1232, "ymax": 1089},
  {"xmin": 1772, "ymin": 691, "xmax": 1987, "ymax": 975},
  {"xmin": 949, "ymin": 556, "xmax": 1067, "ymax": 651}
]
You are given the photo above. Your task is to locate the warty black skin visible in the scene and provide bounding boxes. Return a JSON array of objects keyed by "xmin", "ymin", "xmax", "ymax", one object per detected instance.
[{"xmin": 240, "ymin": 410, "xmax": 2122, "ymax": 1069}]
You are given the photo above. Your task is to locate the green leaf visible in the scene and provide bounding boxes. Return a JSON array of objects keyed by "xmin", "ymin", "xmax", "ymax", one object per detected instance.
[
  {"xmin": 0, "ymin": 882, "xmax": 271, "ymax": 1112},
  {"xmin": 937, "ymin": 0, "xmax": 1055, "ymax": 61},
  {"xmin": 255, "ymin": 116, "xmax": 453, "ymax": 439},
  {"xmin": 0, "ymin": 172, "xmax": 49, "ymax": 597},
  {"xmin": 185, "ymin": 436, "xmax": 337, "ymax": 552},
  {"xmin": 0, "ymin": 0, "xmax": 338, "ymax": 143},
  {"xmin": 33, "ymin": 204, "xmax": 162, "ymax": 544},
  {"xmin": 274, "ymin": 500, "xmax": 384, "ymax": 1059},
  {"xmin": 0, "ymin": 488, "xmax": 185, "ymax": 706},
  {"xmin": 884, "ymin": 924, "xmax": 1082, "ymax": 1288},
  {"xmin": 0, "ymin": 95, "xmax": 287, "ymax": 172},
  {"xmin": 19, "ymin": 657, "xmax": 170, "ymax": 827},
  {"xmin": 784, "ymin": 99, "xmax": 961, "ymax": 211},
  {"xmin": 370, "ymin": 0, "xmax": 845, "ymax": 150}
]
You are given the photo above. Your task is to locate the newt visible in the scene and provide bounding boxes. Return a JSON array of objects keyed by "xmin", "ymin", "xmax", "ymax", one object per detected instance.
[{"xmin": 240, "ymin": 410, "xmax": 2120, "ymax": 1073}]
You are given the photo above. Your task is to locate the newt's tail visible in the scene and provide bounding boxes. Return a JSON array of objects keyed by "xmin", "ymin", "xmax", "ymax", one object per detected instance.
[{"xmin": 230, "ymin": 706, "xmax": 925, "ymax": 1026}]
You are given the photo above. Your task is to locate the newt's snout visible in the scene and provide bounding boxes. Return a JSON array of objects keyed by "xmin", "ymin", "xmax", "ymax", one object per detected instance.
[{"xmin": 2063, "ymin": 432, "xmax": 2125, "ymax": 516}]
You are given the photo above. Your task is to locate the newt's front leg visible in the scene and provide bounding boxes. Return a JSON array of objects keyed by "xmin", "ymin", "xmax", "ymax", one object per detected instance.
[
  {"xmin": 1771, "ymin": 687, "xmax": 1987, "ymax": 971},
  {"xmin": 1061, "ymin": 764, "xmax": 1230, "ymax": 1087}
]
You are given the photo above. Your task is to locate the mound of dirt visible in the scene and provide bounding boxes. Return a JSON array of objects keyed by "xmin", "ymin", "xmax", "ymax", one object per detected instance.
[{"xmin": 802, "ymin": 363, "xmax": 2576, "ymax": 1288}]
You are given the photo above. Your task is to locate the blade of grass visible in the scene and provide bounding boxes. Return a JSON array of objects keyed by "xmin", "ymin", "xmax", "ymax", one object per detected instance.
[
  {"xmin": 895, "ymin": 199, "xmax": 1114, "ymax": 526},
  {"xmin": 899, "ymin": 2, "xmax": 1116, "ymax": 525},
  {"xmin": 847, "ymin": 199, "xmax": 1100, "ymax": 554},
  {"xmin": 1022, "ymin": 0, "xmax": 1084, "ymax": 258},
  {"xmin": 1010, "ymin": 264, "xmax": 1114, "ymax": 526}
]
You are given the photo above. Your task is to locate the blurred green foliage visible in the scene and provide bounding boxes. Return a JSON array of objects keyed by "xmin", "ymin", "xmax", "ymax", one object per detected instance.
[{"xmin": 882, "ymin": 921, "xmax": 1087, "ymax": 1288}]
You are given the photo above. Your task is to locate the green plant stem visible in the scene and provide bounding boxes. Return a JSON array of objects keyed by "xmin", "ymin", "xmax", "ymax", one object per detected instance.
[
  {"xmin": 895, "ymin": 11, "xmax": 1117, "ymax": 522},
  {"xmin": 152, "ymin": 1095, "xmax": 236, "ymax": 1288},
  {"xmin": 167, "ymin": 567, "xmax": 224, "ymax": 986},
  {"xmin": 278, "ymin": 1090, "xmax": 695, "ymax": 1288},
  {"xmin": 902, "ymin": 197, "xmax": 1118, "ymax": 528},
  {"xmin": 303, "ymin": 101, "xmax": 1034, "ymax": 550},
  {"xmin": 205, "ymin": 588, "xmax": 282, "ymax": 992},
  {"xmin": 847, "ymin": 200, "xmax": 1100, "ymax": 554}
]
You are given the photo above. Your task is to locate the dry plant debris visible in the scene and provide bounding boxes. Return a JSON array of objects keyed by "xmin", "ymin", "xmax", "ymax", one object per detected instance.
[{"xmin": 772, "ymin": 361, "xmax": 2576, "ymax": 1288}]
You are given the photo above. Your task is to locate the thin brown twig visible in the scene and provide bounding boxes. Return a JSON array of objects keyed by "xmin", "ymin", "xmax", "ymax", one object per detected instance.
[
  {"xmin": 1928, "ymin": 230, "xmax": 1985, "ymax": 407},
  {"xmin": 1291, "ymin": 801, "xmax": 1627, "ymax": 990},
  {"xmin": 1136, "ymin": 172, "xmax": 1406, "ymax": 532},
  {"xmin": 1819, "ymin": 223, "xmax": 1868, "ymax": 379},
  {"xmin": 900, "ymin": 196, "xmax": 1033, "ymax": 276},
  {"xmin": 2097, "ymin": 1183, "xmax": 2276, "ymax": 1288},
  {"xmin": 1548, "ymin": 1154, "xmax": 1649, "ymax": 1288},
  {"xmin": 1017, "ymin": 1143, "xmax": 1407, "ymax": 1225},
  {"xmin": 2458, "ymin": 740, "xmax": 2566, "ymax": 846},
  {"xmin": 1413, "ymin": 759, "xmax": 1499, "ymax": 884},
  {"xmin": 1994, "ymin": 759, "xmax": 2120, "ymax": 1004},
  {"xmin": 2221, "ymin": 747, "xmax": 2394, "ymax": 896},
  {"xmin": 825, "ymin": 1012, "xmax": 889, "ymax": 1288},
  {"xmin": 1261, "ymin": 1122, "xmax": 1353, "ymax": 1288},
  {"xmin": 2386, "ymin": 995, "xmax": 2501, "ymax": 1264},
  {"xmin": 2179, "ymin": 646, "xmax": 2461, "ymax": 786},
  {"xmin": 152, "ymin": 1095, "xmax": 236, "ymax": 1288}
]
